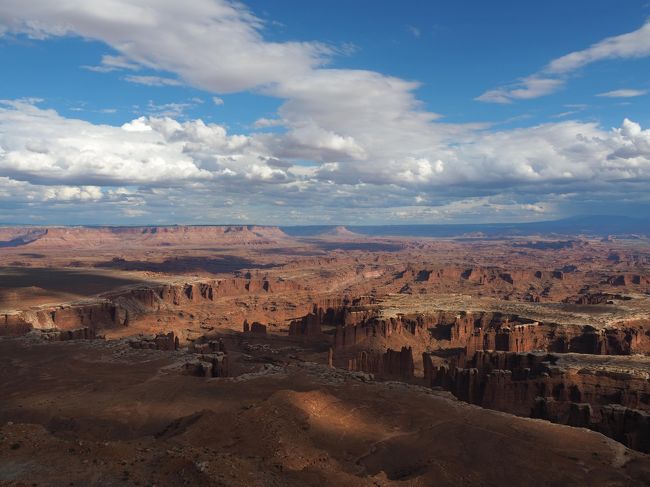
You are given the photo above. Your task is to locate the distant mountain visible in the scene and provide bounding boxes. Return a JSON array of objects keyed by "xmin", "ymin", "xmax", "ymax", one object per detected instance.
[
  {"xmin": 2, "ymin": 217, "xmax": 648, "ymax": 243},
  {"xmin": 316, "ymin": 226, "xmax": 362, "ymax": 238},
  {"xmin": 282, "ymin": 215, "xmax": 650, "ymax": 238},
  {"xmin": 0, "ymin": 225, "xmax": 290, "ymax": 248}
]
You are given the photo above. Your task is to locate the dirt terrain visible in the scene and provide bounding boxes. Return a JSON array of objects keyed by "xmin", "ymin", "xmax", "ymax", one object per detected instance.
[{"xmin": 1, "ymin": 225, "xmax": 650, "ymax": 485}]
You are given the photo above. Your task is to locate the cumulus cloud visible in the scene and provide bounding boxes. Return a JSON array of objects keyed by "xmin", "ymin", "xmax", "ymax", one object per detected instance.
[
  {"xmin": 0, "ymin": 0, "xmax": 442, "ymax": 174},
  {"xmin": 311, "ymin": 117, "xmax": 650, "ymax": 192},
  {"xmin": 478, "ymin": 20, "xmax": 650, "ymax": 103},
  {"xmin": 2, "ymin": 99, "xmax": 650, "ymax": 223},
  {"xmin": 0, "ymin": 0, "xmax": 330, "ymax": 92},
  {"xmin": 0, "ymin": 100, "xmax": 284, "ymax": 186},
  {"xmin": 43, "ymin": 186, "xmax": 103, "ymax": 202},
  {"xmin": 0, "ymin": 2, "xmax": 649, "ymax": 223},
  {"xmin": 0, "ymin": 177, "xmax": 102, "ymax": 203},
  {"xmin": 2, "ymin": 100, "xmax": 649, "ymax": 201}
]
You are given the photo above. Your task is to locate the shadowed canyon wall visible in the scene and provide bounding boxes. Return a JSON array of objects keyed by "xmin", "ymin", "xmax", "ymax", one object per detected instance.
[{"xmin": 423, "ymin": 350, "xmax": 650, "ymax": 452}]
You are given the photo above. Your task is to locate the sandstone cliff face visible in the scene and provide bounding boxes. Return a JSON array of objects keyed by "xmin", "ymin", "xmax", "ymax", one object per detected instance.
[
  {"xmin": 449, "ymin": 312, "xmax": 546, "ymax": 355},
  {"xmin": 289, "ymin": 312, "xmax": 322, "ymax": 337},
  {"xmin": 145, "ymin": 277, "xmax": 301, "ymax": 306},
  {"xmin": 33, "ymin": 302, "xmax": 127, "ymax": 331},
  {"xmin": 448, "ymin": 311, "xmax": 650, "ymax": 356},
  {"xmin": 318, "ymin": 306, "xmax": 650, "ymax": 357},
  {"xmin": 0, "ymin": 314, "xmax": 32, "ymax": 336},
  {"xmin": 6, "ymin": 277, "xmax": 303, "ymax": 335},
  {"xmin": 332, "ymin": 315, "xmax": 430, "ymax": 350},
  {"xmin": 595, "ymin": 405, "xmax": 650, "ymax": 453},
  {"xmin": 423, "ymin": 350, "xmax": 650, "ymax": 452},
  {"xmin": 607, "ymin": 274, "xmax": 650, "ymax": 287},
  {"xmin": 288, "ymin": 297, "xmax": 376, "ymax": 337},
  {"xmin": 346, "ymin": 347, "xmax": 415, "ymax": 380},
  {"xmin": 292, "ymin": 301, "xmax": 650, "ymax": 453},
  {"xmin": 0, "ymin": 312, "xmax": 108, "ymax": 338}
]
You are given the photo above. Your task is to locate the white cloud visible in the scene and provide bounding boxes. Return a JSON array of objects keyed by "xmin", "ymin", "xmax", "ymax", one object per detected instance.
[
  {"xmin": 121, "ymin": 116, "xmax": 153, "ymax": 132},
  {"xmin": 0, "ymin": 0, "xmax": 331, "ymax": 92},
  {"xmin": 43, "ymin": 186, "xmax": 103, "ymax": 201},
  {"xmin": 0, "ymin": 0, "xmax": 441, "ymax": 173},
  {"xmin": 476, "ymin": 77, "xmax": 564, "ymax": 104},
  {"xmin": 478, "ymin": 20, "xmax": 650, "ymax": 103},
  {"xmin": 5, "ymin": 100, "xmax": 649, "ymax": 203},
  {"xmin": 212, "ymin": 96, "xmax": 224, "ymax": 106},
  {"xmin": 547, "ymin": 21, "xmax": 650, "ymax": 74},
  {"xmin": 311, "ymin": 117, "xmax": 650, "ymax": 192},
  {"xmin": 123, "ymin": 75, "xmax": 183, "ymax": 86},
  {"xmin": 597, "ymin": 88, "xmax": 648, "ymax": 98},
  {"xmin": 253, "ymin": 117, "xmax": 284, "ymax": 128},
  {"xmin": 0, "ymin": 101, "xmax": 236, "ymax": 185},
  {"xmin": 83, "ymin": 54, "xmax": 140, "ymax": 73},
  {"xmin": 0, "ymin": 177, "xmax": 103, "ymax": 203},
  {"xmin": 0, "ymin": 2, "xmax": 649, "ymax": 222}
]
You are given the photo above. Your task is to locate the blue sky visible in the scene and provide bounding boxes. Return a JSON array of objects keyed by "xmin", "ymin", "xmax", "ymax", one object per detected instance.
[{"xmin": 0, "ymin": 0, "xmax": 649, "ymax": 225}]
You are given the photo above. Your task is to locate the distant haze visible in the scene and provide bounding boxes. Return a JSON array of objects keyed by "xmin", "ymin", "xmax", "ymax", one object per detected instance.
[{"xmin": 1, "ymin": 215, "xmax": 649, "ymax": 239}]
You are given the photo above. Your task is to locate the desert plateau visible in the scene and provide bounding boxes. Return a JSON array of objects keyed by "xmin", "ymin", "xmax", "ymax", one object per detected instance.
[{"xmin": 1, "ymin": 224, "xmax": 650, "ymax": 486}]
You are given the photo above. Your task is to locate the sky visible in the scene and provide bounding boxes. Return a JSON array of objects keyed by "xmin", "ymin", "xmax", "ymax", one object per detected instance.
[{"xmin": 0, "ymin": 0, "xmax": 649, "ymax": 225}]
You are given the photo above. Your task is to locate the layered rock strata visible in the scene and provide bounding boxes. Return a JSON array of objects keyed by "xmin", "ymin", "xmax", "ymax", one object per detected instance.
[{"xmin": 423, "ymin": 350, "xmax": 650, "ymax": 452}]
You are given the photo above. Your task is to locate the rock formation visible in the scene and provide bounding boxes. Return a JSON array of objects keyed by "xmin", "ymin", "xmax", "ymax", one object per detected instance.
[
  {"xmin": 347, "ymin": 347, "xmax": 415, "ymax": 380},
  {"xmin": 250, "ymin": 322, "xmax": 267, "ymax": 334},
  {"xmin": 129, "ymin": 332, "xmax": 179, "ymax": 351},
  {"xmin": 423, "ymin": 350, "xmax": 650, "ymax": 452},
  {"xmin": 0, "ymin": 313, "xmax": 32, "ymax": 336}
]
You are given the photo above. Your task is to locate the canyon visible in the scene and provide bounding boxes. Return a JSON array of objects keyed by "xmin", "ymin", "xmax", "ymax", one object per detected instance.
[{"xmin": 1, "ymin": 225, "xmax": 650, "ymax": 485}]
